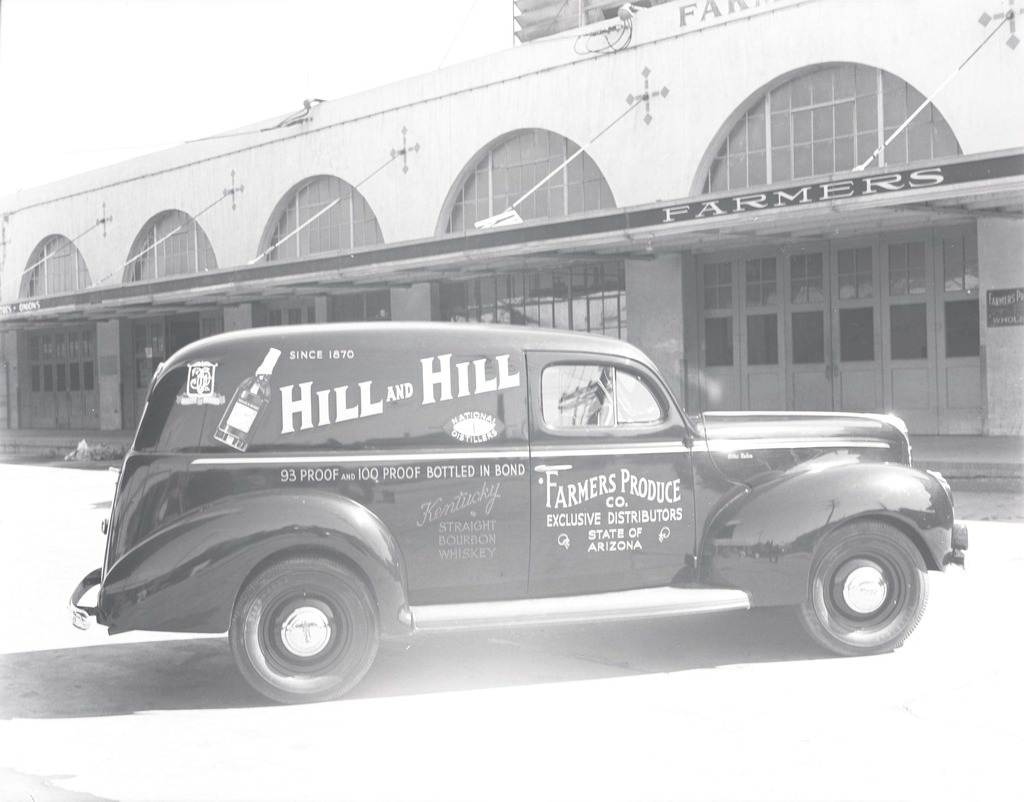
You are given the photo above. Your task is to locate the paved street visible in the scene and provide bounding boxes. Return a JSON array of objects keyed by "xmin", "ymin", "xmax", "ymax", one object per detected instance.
[{"xmin": 1, "ymin": 462, "xmax": 1022, "ymax": 802}]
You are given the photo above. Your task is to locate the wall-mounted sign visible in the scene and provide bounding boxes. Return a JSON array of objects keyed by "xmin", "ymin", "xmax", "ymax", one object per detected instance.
[
  {"xmin": 679, "ymin": 0, "xmax": 804, "ymax": 32},
  {"xmin": 987, "ymin": 288, "xmax": 1024, "ymax": 327}
]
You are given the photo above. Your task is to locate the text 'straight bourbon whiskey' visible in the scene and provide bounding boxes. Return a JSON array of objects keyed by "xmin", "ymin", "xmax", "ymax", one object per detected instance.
[{"xmin": 215, "ymin": 348, "xmax": 282, "ymax": 451}]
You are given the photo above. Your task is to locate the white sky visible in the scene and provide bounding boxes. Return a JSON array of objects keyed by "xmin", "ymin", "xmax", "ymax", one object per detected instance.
[{"xmin": 0, "ymin": 0, "xmax": 514, "ymax": 199}]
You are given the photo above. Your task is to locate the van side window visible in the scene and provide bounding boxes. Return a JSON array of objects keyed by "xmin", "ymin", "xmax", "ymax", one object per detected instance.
[{"xmin": 542, "ymin": 364, "xmax": 663, "ymax": 428}]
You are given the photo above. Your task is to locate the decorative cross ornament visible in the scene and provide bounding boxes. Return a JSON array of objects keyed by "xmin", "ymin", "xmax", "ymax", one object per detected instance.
[
  {"xmin": 626, "ymin": 67, "xmax": 670, "ymax": 125},
  {"xmin": 979, "ymin": 2, "xmax": 1018, "ymax": 49},
  {"xmin": 97, "ymin": 203, "xmax": 113, "ymax": 237},
  {"xmin": 391, "ymin": 127, "xmax": 420, "ymax": 174},
  {"xmin": 223, "ymin": 170, "xmax": 245, "ymax": 210},
  {"xmin": 0, "ymin": 213, "xmax": 9, "ymax": 271}
]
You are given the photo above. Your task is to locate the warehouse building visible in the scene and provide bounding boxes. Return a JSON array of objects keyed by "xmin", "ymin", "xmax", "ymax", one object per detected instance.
[{"xmin": 1, "ymin": 0, "xmax": 1022, "ymax": 437}]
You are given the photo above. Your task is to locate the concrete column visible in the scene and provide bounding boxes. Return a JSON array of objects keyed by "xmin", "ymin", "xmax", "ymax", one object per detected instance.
[
  {"xmin": 390, "ymin": 283, "xmax": 434, "ymax": 321},
  {"xmin": 314, "ymin": 296, "xmax": 329, "ymax": 323},
  {"xmin": 979, "ymin": 217, "xmax": 1024, "ymax": 435},
  {"xmin": 624, "ymin": 254, "xmax": 685, "ymax": 404},
  {"xmin": 680, "ymin": 253, "xmax": 701, "ymax": 413},
  {"xmin": 224, "ymin": 304, "xmax": 253, "ymax": 332},
  {"xmin": 96, "ymin": 320, "xmax": 122, "ymax": 431}
]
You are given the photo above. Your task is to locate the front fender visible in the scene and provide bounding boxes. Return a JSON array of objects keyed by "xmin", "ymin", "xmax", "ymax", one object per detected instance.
[
  {"xmin": 97, "ymin": 490, "xmax": 410, "ymax": 638},
  {"xmin": 701, "ymin": 458, "xmax": 954, "ymax": 606}
]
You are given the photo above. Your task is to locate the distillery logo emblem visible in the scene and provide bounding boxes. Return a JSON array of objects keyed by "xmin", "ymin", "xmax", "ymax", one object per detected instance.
[
  {"xmin": 445, "ymin": 411, "xmax": 502, "ymax": 444},
  {"xmin": 177, "ymin": 361, "xmax": 226, "ymax": 406}
]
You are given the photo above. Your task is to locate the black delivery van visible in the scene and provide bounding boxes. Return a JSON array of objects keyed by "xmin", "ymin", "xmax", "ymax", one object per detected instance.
[{"xmin": 70, "ymin": 322, "xmax": 967, "ymax": 703}]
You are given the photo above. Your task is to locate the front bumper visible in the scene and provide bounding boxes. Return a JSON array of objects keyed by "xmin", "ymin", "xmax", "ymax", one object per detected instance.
[
  {"xmin": 69, "ymin": 567, "xmax": 102, "ymax": 630},
  {"xmin": 947, "ymin": 521, "xmax": 968, "ymax": 567},
  {"xmin": 925, "ymin": 469, "xmax": 967, "ymax": 568}
]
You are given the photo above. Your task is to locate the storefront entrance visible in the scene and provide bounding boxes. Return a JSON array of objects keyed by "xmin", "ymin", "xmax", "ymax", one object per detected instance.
[
  {"xmin": 127, "ymin": 312, "xmax": 221, "ymax": 429},
  {"xmin": 22, "ymin": 327, "xmax": 99, "ymax": 430},
  {"xmin": 695, "ymin": 224, "xmax": 981, "ymax": 435}
]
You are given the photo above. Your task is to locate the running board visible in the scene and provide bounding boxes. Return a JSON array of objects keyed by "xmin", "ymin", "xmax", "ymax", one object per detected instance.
[{"xmin": 410, "ymin": 586, "xmax": 751, "ymax": 633}]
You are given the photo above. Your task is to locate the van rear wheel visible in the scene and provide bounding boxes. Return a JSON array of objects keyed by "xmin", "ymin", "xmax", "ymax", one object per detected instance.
[
  {"xmin": 229, "ymin": 557, "xmax": 379, "ymax": 704},
  {"xmin": 798, "ymin": 520, "xmax": 928, "ymax": 656}
]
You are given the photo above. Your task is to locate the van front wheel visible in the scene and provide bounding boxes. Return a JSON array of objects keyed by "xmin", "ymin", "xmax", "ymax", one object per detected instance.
[
  {"xmin": 229, "ymin": 557, "xmax": 379, "ymax": 704},
  {"xmin": 798, "ymin": 521, "xmax": 928, "ymax": 657}
]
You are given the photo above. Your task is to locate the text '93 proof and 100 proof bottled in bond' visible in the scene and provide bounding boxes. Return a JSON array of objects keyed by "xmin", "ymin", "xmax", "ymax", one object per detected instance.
[{"xmin": 214, "ymin": 347, "xmax": 281, "ymax": 451}]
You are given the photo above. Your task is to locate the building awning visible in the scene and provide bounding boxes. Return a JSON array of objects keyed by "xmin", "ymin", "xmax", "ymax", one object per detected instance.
[{"xmin": 2, "ymin": 149, "xmax": 1021, "ymax": 329}]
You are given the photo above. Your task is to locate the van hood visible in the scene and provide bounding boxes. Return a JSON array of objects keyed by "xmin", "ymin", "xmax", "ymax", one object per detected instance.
[{"xmin": 696, "ymin": 411, "xmax": 912, "ymax": 484}]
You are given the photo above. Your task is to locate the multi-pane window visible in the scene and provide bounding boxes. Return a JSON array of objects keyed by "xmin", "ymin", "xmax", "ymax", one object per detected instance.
[
  {"xmin": 260, "ymin": 300, "xmax": 316, "ymax": 327},
  {"xmin": 702, "ymin": 262, "xmax": 732, "ymax": 309},
  {"xmin": 264, "ymin": 176, "xmax": 383, "ymax": 261},
  {"xmin": 837, "ymin": 247, "xmax": 874, "ymax": 300},
  {"xmin": 29, "ymin": 329, "xmax": 95, "ymax": 394},
  {"xmin": 745, "ymin": 257, "xmax": 778, "ymax": 366},
  {"xmin": 941, "ymin": 231, "xmax": 980, "ymax": 358},
  {"xmin": 133, "ymin": 322, "xmax": 165, "ymax": 389},
  {"xmin": 702, "ymin": 262, "xmax": 733, "ymax": 367},
  {"xmin": 20, "ymin": 236, "xmax": 91, "ymax": 298},
  {"xmin": 704, "ymin": 64, "xmax": 961, "ymax": 192},
  {"xmin": 888, "ymin": 242, "xmax": 927, "ymax": 296},
  {"xmin": 439, "ymin": 264, "xmax": 626, "ymax": 338},
  {"xmin": 446, "ymin": 130, "xmax": 615, "ymax": 232},
  {"xmin": 333, "ymin": 290, "xmax": 391, "ymax": 322},
  {"xmin": 745, "ymin": 258, "xmax": 778, "ymax": 306},
  {"xmin": 125, "ymin": 211, "xmax": 217, "ymax": 282},
  {"xmin": 790, "ymin": 253, "xmax": 824, "ymax": 304},
  {"xmin": 790, "ymin": 252, "xmax": 826, "ymax": 366},
  {"xmin": 942, "ymin": 233, "xmax": 979, "ymax": 293}
]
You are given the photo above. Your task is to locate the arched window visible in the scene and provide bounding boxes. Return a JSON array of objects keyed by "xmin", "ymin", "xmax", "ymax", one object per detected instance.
[
  {"xmin": 20, "ymin": 235, "xmax": 91, "ymax": 298},
  {"xmin": 445, "ymin": 129, "xmax": 616, "ymax": 233},
  {"xmin": 125, "ymin": 210, "xmax": 217, "ymax": 282},
  {"xmin": 702, "ymin": 64, "xmax": 961, "ymax": 193},
  {"xmin": 260, "ymin": 175, "xmax": 383, "ymax": 262}
]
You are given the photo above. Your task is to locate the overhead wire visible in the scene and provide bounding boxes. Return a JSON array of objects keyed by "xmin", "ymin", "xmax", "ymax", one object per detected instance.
[
  {"xmin": 854, "ymin": 10, "xmax": 1015, "ymax": 171},
  {"xmin": 247, "ymin": 149, "xmax": 403, "ymax": 265},
  {"xmin": 477, "ymin": 93, "xmax": 646, "ymax": 228},
  {"xmin": 108, "ymin": 191, "xmax": 237, "ymax": 285},
  {"xmin": 19, "ymin": 218, "xmax": 107, "ymax": 279},
  {"xmin": 438, "ymin": 0, "xmax": 483, "ymax": 68}
]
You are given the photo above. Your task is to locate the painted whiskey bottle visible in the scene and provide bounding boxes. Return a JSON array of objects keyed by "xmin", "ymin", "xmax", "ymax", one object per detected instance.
[{"xmin": 214, "ymin": 347, "xmax": 282, "ymax": 451}]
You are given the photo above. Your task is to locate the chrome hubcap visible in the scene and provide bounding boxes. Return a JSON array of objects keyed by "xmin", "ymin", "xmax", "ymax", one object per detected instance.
[
  {"xmin": 842, "ymin": 565, "xmax": 888, "ymax": 614},
  {"xmin": 280, "ymin": 606, "xmax": 332, "ymax": 657}
]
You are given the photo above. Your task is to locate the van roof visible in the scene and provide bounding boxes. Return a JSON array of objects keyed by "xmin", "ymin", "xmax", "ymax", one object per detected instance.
[{"xmin": 166, "ymin": 322, "xmax": 652, "ymax": 368}]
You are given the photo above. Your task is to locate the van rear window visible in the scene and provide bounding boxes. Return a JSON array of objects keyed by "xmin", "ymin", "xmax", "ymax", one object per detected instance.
[{"xmin": 134, "ymin": 365, "xmax": 205, "ymax": 452}]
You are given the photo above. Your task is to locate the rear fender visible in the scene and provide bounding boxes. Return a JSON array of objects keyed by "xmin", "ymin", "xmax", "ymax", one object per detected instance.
[
  {"xmin": 98, "ymin": 490, "xmax": 410, "ymax": 638},
  {"xmin": 700, "ymin": 459, "xmax": 954, "ymax": 606}
]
